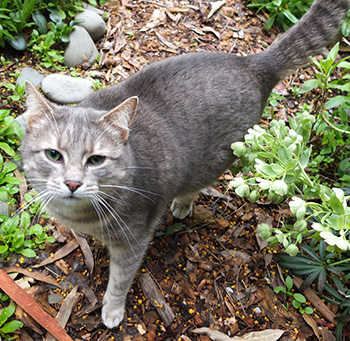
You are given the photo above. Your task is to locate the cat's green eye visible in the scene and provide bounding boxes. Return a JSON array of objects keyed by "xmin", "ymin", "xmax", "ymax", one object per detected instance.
[
  {"xmin": 87, "ymin": 155, "xmax": 106, "ymax": 166},
  {"xmin": 46, "ymin": 149, "xmax": 63, "ymax": 162}
]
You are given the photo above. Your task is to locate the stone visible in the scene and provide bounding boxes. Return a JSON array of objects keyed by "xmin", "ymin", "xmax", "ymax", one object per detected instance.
[
  {"xmin": 75, "ymin": 9, "xmax": 107, "ymax": 41},
  {"xmin": 82, "ymin": 2, "xmax": 105, "ymax": 15},
  {"xmin": 64, "ymin": 26, "xmax": 99, "ymax": 68},
  {"xmin": 41, "ymin": 74, "xmax": 95, "ymax": 104},
  {"xmin": 16, "ymin": 68, "xmax": 44, "ymax": 88}
]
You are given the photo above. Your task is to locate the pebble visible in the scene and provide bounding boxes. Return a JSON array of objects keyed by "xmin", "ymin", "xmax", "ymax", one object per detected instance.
[
  {"xmin": 64, "ymin": 25, "xmax": 99, "ymax": 68},
  {"xmin": 16, "ymin": 67, "xmax": 44, "ymax": 87},
  {"xmin": 41, "ymin": 74, "xmax": 95, "ymax": 104},
  {"xmin": 75, "ymin": 9, "xmax": 107, "ymax": 41}
]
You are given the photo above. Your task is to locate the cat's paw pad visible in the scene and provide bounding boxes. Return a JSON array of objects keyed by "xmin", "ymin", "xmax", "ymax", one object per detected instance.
[
  {"xmin": 101, "ymin": 302, "xmax": 125, "ymax": 329},
  {"xmin": 170, "ymin": 198, "xmax": 193, "ymax": 219}
]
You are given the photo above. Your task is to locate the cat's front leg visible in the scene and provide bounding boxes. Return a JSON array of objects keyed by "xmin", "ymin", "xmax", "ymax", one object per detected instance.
[{"xmin": 101, "ymin": 240, "xmax": 149, "ymax": 328}]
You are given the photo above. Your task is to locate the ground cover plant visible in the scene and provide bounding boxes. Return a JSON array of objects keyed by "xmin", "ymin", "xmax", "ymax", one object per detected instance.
[{"xmin": 0, "ymin": 0, "xmax": 350, "ymax": 340}]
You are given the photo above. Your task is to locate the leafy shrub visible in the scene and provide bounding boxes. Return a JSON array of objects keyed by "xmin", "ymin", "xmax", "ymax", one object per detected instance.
[{"xmin": 248, "ymin": 0, "xmax": 313, "ymax": 31}]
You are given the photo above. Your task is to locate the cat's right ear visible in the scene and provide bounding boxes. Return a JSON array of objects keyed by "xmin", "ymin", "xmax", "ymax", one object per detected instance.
[
  {"xmin": 99, "ymin": 96, "xmax": 139, "ymax": 141},
  {"xmin": 24, "ymin": 81, "xmax": 54, "ymax": 131}
]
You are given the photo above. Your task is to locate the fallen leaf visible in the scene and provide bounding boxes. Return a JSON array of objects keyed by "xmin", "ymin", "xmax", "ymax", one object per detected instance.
[
  {"xmin": 72, "ymin": 230, "xmax": 94, "ymax": 274},
  {"xmin": 4, "ymin": 266, "xmax": 61, "ymax": 288},
  {"xmin": 192, "ymin": 327, "xmax": 285, "ymax": 340},
  {"xmin": 208, "ymin": 1, "xmax": 226, "ymax": 19},
  {"xmin": 32, "ymin": 239, "xmax": 79, "ymax": 268},
  {"xmin": 46, "ymin": 286, "xmax": 79, "ymax": 341},
  {"xmin": 302, "ymin": 313, "xmax": 321, "ymax": 340}
]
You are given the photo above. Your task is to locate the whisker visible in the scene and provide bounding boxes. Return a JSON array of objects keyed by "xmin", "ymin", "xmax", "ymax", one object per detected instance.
[{"xmin": 99, "ymin": 185, "xmax": 160, "ymax": 202}]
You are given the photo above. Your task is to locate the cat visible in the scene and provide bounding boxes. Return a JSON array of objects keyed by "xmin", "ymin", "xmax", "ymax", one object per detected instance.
[{"xmin": 21, "ymin": 0, "xmax": 349, "ymax": 329}]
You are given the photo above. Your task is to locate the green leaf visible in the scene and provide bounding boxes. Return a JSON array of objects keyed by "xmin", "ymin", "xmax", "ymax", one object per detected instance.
[
  {"xmin": 32, "ymin": 10, "xmax": 47, "ymax": 34},
  {"xmin": 293, "ymin": 293, "xmax": 306, "ymax": 303},
  {"xmin": 278, "ymin": 145, "xmax": 292, "ymax": 164},
  {"xmin": 329, "ymin": 192, "xmax": 345, "ymax": 215},
  {"xmin": 0, "ymin": 142, "xmax": 15, "ymax": 156},
  {"xmin": 20, "ymin": 248, "xmax": 36, "ymax": 258},
  {"xmin": 155, "ymin": 223, "xmax": 184, "ymax": 237},
  {"xmin": 325, "ymin": 96, "xmax": 349, "ymax": 110},
  {"xmin": 282, "ymin": 9, "xmax": 299, "ymax": 24},
  {"xmin": 285, "ymin": 276, "xmax": 293, "ymax": 291},
  {"xmin": 297, "ymin": 79, "xmax": 321, "ymax": 94},
  {"xmin": 0, "ymin": 319, "xmax": 23, "ymax": 333},
  {"xmin": 274, "ymin": 286, "xmax": 286, "ymax": 294},
  {"xmin": 0, "ymin": 244, "xmax": 8, "ymax": 254},
  {"xmin": 235, "ymin": 184, "xmax": 250, "ymax": 197},
  {"xmin": 27, "ymin": 224, "xmax": 43, "ymax": 235},
  {"xmin": 304, "ymin": 306, "xmax": 314, "ymax": 314},
  {"xmin": 2, "ymin": 162, "xmax": 17, "ymax": 174},
  {"xmin": 7, "ymin": 33, "xmax": 26, "ymax": 51},
  {"xmin": 20, "ymin": 211, "xmax": 31, "ymax": 230},
  {"xmin": 327, "ymin": 43, "xmax": 339, "ymax": 62},
  {"xmin": 0, "ymin": 305, "xmax": 15, "ymax": 326}
]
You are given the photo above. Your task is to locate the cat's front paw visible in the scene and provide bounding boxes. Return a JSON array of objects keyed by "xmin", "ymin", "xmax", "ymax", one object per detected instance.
[
  {"xmin": 170, "ymin": 197, "xmax": 193, "ymax": 219},
  {"xmin": 101, "ymin": 300, "xmax": 125, "ymax": 329}
]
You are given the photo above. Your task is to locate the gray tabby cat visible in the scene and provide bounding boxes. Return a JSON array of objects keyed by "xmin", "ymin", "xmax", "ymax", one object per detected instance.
[{"xmin": 21, "ymin": 0, "xmax": 349, "ymax": 329}]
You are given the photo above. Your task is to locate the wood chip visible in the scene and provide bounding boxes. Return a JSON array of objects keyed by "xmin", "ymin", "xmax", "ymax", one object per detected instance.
[{"xmin": 139, "ymin": 273, "xmax": 175, "ymax": 327}]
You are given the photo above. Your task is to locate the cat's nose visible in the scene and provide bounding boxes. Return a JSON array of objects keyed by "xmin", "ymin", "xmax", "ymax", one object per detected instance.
[{"xmin": 64, "ymin": 181, "xmax": 82, "ymax": 193}]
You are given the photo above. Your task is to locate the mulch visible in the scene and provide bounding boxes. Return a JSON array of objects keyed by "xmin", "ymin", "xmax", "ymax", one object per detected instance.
[{"xmin": 0, "ymin": 0, "xmax": 348, "ymax": 340}]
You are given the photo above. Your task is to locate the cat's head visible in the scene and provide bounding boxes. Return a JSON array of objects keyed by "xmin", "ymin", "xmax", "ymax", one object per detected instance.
[{"xmin": 21, "ymin": 81, "xmax": 138, "ymax": 210}]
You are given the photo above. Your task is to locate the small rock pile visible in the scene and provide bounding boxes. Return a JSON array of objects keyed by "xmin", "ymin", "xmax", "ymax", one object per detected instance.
[{"xmin": 16, "ymin": 3, "xmax": 107, "ymax": 107}]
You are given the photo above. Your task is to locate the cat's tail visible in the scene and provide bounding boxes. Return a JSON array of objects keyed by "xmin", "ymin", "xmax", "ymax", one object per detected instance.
[{"xmin": 263, "ymin": 0, "xmax": 349, "ymax": 78}]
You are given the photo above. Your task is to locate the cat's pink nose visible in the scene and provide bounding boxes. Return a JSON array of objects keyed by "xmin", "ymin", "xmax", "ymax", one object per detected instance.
[{"xmin": 64, "ymin": 181, "xmax": 82, "ymax": 193}]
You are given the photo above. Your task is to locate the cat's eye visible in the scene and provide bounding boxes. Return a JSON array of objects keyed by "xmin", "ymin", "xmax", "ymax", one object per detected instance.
[
  {"xmin": 87, "ymin": 155, "xmax": 106, "ymax": 166},
  {"xmin": 46, "ymin": 149, "xmax": 63, "ymax": 162}
]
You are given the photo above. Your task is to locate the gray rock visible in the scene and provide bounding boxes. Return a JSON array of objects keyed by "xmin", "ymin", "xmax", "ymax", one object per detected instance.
[
  {"xmin": 75, "ymin": 9, "xmax": 107, "ymax": 41},
  {"xmin": 0, "ymin": 201, "xmax": 9, "ymax": 216},
  {"xmin": 41, "ymin": 74, "xmax": 95, "ymax": 104},
  {"xmin": 82, "ymin": 2, "xmax": 104, "ymax": 15},
  {"xmin": 64, "ymin": 26, "xmax": 99, "ymax": 68},
  {"xmin": 16, "ymin": 68, "xmax": 44, "ymax": 88}
]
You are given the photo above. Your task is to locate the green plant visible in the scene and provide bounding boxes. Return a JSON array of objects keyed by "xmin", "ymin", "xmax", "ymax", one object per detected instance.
[
  {"xmin": 0, "ymin": 303, "xmax": 23, "ymax": 340},
  {"xmin": 2, "ymin": 83, "xmax": 26, "ymax": 103},
  {"xmin": 262, "ymin": 91, "xmax": 285, "ymax": 118},
  {"xmin": 248, "ymin": 0, "xmax": 313, "ymax": 31},
  {"xmin": 28, "ymin": 29, "xmax": 66, "ymax": 69},
  {"xmin": 0, "ymin": 211, "xmax": 55, "ymax": 258},
  {"xmin": 274, "ymin": 275, "xmax": 313, "ymax": 314}
]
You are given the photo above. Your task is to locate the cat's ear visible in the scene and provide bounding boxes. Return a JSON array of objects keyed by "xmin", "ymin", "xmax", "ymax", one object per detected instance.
[
  {"xmin": 24, "ymin": 81, "xmax": 54, "ymax": 131},
  {"xmin": 99, "ymin": 96, "xmax": 138, "ymax": 141}
]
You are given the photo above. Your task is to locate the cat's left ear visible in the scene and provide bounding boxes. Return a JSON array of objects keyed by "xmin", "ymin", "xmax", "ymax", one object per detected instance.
[{"xmin": 99, "ymin": 96, "xmax": 138, "ymax": 141}]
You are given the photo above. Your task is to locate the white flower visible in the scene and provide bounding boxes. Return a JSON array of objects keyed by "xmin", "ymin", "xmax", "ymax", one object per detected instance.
[
  {"xmin": 289, "ymin": 197, "xmax": 306, "ymax": 214},
  {"xmin": 320, "ymin": 230, "xmax": 350, "ymax": 251}
]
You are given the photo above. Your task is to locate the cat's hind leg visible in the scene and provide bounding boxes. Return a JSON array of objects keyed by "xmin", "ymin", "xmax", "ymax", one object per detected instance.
[{"xmin": 170, "ymin": 193, "xmax": 197, "ymax": 219}]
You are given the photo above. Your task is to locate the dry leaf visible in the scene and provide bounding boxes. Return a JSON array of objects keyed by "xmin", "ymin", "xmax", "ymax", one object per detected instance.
[
  {"xmin": 302, "ymin": 313, "xmax": 321, "ymax": 340},
  {"xmin": 32, "ymin": 239, "xmax": 79, "ymax": 268},
  {"xmin": 192, "ymin": 327, "xmax": 285, "ymax": 340},
  {"xmin": 72, "ymin": 230, "xmax": 94, "ymax": 274},
  {"xmin": 208, "ymin": 1, "xmax": 226, "ymax": 19}
]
